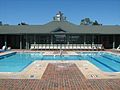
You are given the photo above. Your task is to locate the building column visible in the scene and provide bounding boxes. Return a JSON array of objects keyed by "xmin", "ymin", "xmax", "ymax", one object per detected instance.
[
  {"xmin": 51, "ymin": 35, "xmax": 53, "ymax": 44},
  {"xmin": 67, "ymin": 35, "xmax": 69, "ymax": 44},
  {"xmin": 26, "ymin": 34, "xmax": 28, "ymax": 49},
  {"xmin": 34, "ymin": 34, "xmax": 36, "ymax": 44},
  {"xmin": 84, "ymin": 35, "xmax": 86, "ymax": 44},
  {"xmin": 92, "ymin": 35, "xmax": 94, "ymax": 44},
  {"xmin": 113, "ymin": 35, "xmax": 115, "ymax": 49},
  {"xmin": 20, "ymin": 35, "xmax": 22, "ymax": 49},
  {"xmin": 4, "ymin": 35, "xmax": 7, "ymax": 47}
]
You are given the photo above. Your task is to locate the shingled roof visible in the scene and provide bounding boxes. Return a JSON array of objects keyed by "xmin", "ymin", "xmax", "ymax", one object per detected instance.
[{"xmin": 0, "ymin": 21, "xmax": 120, "ymax": 34}]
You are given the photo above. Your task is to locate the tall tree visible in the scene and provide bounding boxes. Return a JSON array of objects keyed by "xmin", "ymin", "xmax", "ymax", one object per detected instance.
[
  {"xmin": 80, "ymin": 18, "xmax": 92, "ymax": 25},
  {"xmin": 18, "ymin": 22, "xmax": 28, "ymax": 25},
  {"xmin": 80, "ymin": 18, "xmax": 102, "ymax": 25},
  {"xmin": 92, "ymin": 20, "xmax": 99, "ymax": 25},
  {"xmin": 0, "ymin": 21, "xmax": 2, "ymax": 25}
]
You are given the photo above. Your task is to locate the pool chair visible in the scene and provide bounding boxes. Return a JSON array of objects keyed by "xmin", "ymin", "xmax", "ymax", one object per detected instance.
[
  {"xmin": 30, "ymin": 44, "xmax": 35, "ymax": 49},
  {"xmin": 0, "ymin": 46, "xmax": 7, "ymax": 52},
  {"xmin": 112, "ymin": 45, "xmax": 120, "ymax": 52},
  {"xmin": 69, "ymin": 44, "xmax": 73, "ymax": 49},
  {"xmin": 97, "ymin": 44, "xmax": 103, "ymax": 50},
  {"xmin": 42, "ymin": 44, "xmax": 46, "ymax": 49},
  {"xmin": 76, "ymin": 44, "xmax": 81, "ymax": 49},
  {"xmin": 0, "ymin": 49, "xmax": 4, "ymax": 53},
  {"xmin": 34, "ymin": 44, "xmax": 39, "ymax": 49},
  {"xmin": 73, "ymin": 44, "xmax": 77, "ymax": 49},
  {"xmin": 80, "ymin": 44, "xmax": 84, "ymax": 50},
  {"xmin": 50, "ymin": 44, "xmax": 53, "ymax": 49},
  {"xmin": 84, "ymin": 44, "xmax": 88, "ymax": 50},
  {"xmin": 66, "ymin": 44, "xmax": 69, "ymax": 49},
  {"xmin": 87, "ymin": 44, "xmax": 92, "ymax": 50},
  {"xmin": 7, "ymin": 47, "xmax": 11, "ymax": 50},
  {"xmin": 117, "ymin": 45, "xmax": 120, "ymax": 49},
  {"xmin": 38, "ymin": 44, "xmax": 42, "ymax": 49},
  {"xmin": 46, "ymin": 44, "xmax": 50, "ymax": 49},
  {"xmin": 53, "ymin": 44, "xmax": 58, "ymax": 49},
  {"xmin": 61, "ymin": 44, "xmax": 65, "ymax": 49},
  {"xmin": 57, "ymin": 44, "xmax": 61, "ymax": 49},
  {"xmin": 2, "ymin": 45, "xmax": 7, "ymax": 50},
  {"xmin": 92, "ymin": 44, "xmax": 97, "ymax": 50}
]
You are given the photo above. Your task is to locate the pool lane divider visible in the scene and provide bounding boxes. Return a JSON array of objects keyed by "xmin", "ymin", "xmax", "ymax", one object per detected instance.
[
  {"xmin": 88, "ymin": 56, "xmax": 118, "ymax": 72},
  {"xmin": 100, "ymin": 55, "xmax": 120, "ymax": 64},
  {"xmin": 19, "ymin": 61, "xmax": 33, "ymax": 72},
  {"xmin": 0, "ymin": 52, "xmax": 16, "ymax": 59}
]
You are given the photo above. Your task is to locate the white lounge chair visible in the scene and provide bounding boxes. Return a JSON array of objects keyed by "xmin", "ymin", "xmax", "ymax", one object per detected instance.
[
  {"xmin": 38, "ymin": 44, "xmax": 42, "ymax": 49},
  {"xmin": 97, "ymin": 44, "xmax": 102, "ymax": 49},
  {"xmin": 50, "ymin": 44, "xmax": 53, "ymax": 49},
  {"xmin": 7, "ymin": 47, "xmax": 11, "ymax": 50},
  {"xmin": 117, "ymin": 45, "xmax": 120, "ymax": 49},
  {"xmin": 57, "ymin": 44, "xmax": 61, "ymax": 49},
  {"xmin": 66, "ymin": 44, "xmax": 69, "ymax": 49},
  {"xmin": 73, "ymin": 44, "xmax": 77, "ymax": 49},
  {"xmin": 35, "ymin": 44, "xmax": 39, "ymax": 49},
  {"xmin": 42, "ymin": 44, "xmax": 46, "ymax": 49},
  {"xmin": 92, "ymin": 44, "xmax": 97, "ymax": 50},
  {"xmin": 84, "ymin": 44, "xmax": 88, "ymax": 50},
  {"xmin": 2, "ymin": 46, "xmax": 7, "ymax": 50},
  {"xmin": 54, "ymin": 44, "xmax": 58, "ymax": 49},
  {"xmin": 87, "ymin": 44, "xmax": 92, "ymax": 50},
  {"xmin": 77, "ymin": 44, "xmax": 81, "ymax": 49},
  {"xmin": 80, "ymin": 44, "xmax": 84, "ymax": 49},
  {"xmin": 30, "ymin": 44, "xmax": 35, "ymax": 49},
  {"xmin": 46, "ymin": 44, "xmax": 50, "ymax": 49},
  {"xmin": 69, "ymin": 44, "xmax": 73, "ymax": 49}
]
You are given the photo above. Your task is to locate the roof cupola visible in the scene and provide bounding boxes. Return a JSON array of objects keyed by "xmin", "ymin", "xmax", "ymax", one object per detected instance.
[{"xmin": 53, "ymin": 11, "xmax": 67, "ymax": 21}]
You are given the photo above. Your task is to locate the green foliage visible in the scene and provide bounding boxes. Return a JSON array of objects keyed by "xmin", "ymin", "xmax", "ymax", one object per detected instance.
[
  {"xmin": 80, "ymin": 18, "xmax": 102, "ymax": 25},
  {"xmin": 93, "ymin": 20, "xmax": 99, "ymax": 25},
  {"xmin": 0, "ymin": 21, "xmax": 2, "ymax": 25},
  {"xmin": 18, "ymin": 22, "xmax": 28, "ymax": 25},
  {"xmin": 80, "ymin": 18, "xmax": 92, "ymax": 25}
]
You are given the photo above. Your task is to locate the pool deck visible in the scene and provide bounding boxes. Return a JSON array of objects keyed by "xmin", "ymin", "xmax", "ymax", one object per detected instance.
[
  {"xmin": 0, "ymin": 61, "xmax": 120, "ymax": 90},
  {"xmin": 0, "ymin": 50, "xmax": 120, "ymax": 89}
]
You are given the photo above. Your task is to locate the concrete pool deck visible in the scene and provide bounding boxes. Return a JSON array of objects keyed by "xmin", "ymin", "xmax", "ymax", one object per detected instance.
[{"xmin": 0, "ymin": 61, "xmax": 120, "ymax": 90}]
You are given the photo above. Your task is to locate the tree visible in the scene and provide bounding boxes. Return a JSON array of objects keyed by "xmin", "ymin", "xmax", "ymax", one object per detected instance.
[
  {"xmin": 21, "ymin": 22, "xmax": 28, "ymax": 25},
  {"xmin": 0, "ymin": 21, "xmax": 2, "ymax": 26},
  {"xmin": 80, "ymin": 19, "xmax": 85, "ymax": 25},
  {"xmin": 80, "ymin": 18, "xmax": 92, "ymax": 25},
  {"xmin": 92, "ymin": 20, "xmax": 102, "ymax": 25},
  {"xmin": 80, "ymin": 18, "xmax": 102, "ymax": 25},
  {"xmin": 18, "ymin": 22, "xmax": 28, "ymax": 25},
  {"xmin": 92, "ymin": 20, "xmax": 99, "ymax": 25}
]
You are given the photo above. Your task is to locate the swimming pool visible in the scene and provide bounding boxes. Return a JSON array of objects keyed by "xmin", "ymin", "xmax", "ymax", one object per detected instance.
[{"xmin": 0, "ymin": 52, "xmax": 120, "ymax": 72}]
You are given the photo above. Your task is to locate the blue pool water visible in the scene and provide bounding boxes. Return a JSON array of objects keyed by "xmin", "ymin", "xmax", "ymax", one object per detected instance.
[{"xmin": 0, "ymin": 52, "xmax": 120, "ymax": 72}]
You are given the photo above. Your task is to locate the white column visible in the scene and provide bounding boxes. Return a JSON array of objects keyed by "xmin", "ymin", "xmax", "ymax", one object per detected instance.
[
  {"xmin": 113, "ymin": 35, "xmax": 115, "ymax": 49},
  {"xmin": 67, "ymin": 35, "xmax": 69, "ymax": 44},
  {"xmin": 34, "ymin": 34, "xmax": 36, "ymax": 44},
  {"xmin": 4, "ymin": 35, "xmax": 7, "ymax": 46},
  {"xmin": 51, "ymin": 35, "xmax": 53, "ymax": 44},
  {"xmin": 20, "ymin": 35, "xmax": 22, "ymax": 49},
  {"xmin": 92, "ymin": 35, "xmax": 94, "ymax": 44},
  {"xmin": 84, "ymin": 35, "xmax": 86, "ymax": 44},
  {"xmin": 26, "ymin": 34, "xmax": 28, "ymax": 49}
]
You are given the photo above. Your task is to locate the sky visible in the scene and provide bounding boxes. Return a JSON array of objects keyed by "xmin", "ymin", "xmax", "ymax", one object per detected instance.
[{"xmin": 0, "ymin": 0, "xmax": 120, "ymax": 25}]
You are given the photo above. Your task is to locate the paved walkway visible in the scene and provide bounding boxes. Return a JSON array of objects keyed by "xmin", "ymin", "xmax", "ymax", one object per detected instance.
[{"xmin": 0, "ymin": 63, "xmax": 120, "ymax": 90}]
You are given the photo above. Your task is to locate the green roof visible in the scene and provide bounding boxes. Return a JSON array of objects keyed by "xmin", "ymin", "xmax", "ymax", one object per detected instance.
[{"xmin": 0, "ymin": 21, "xmax": 120, "ymax": 34}]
